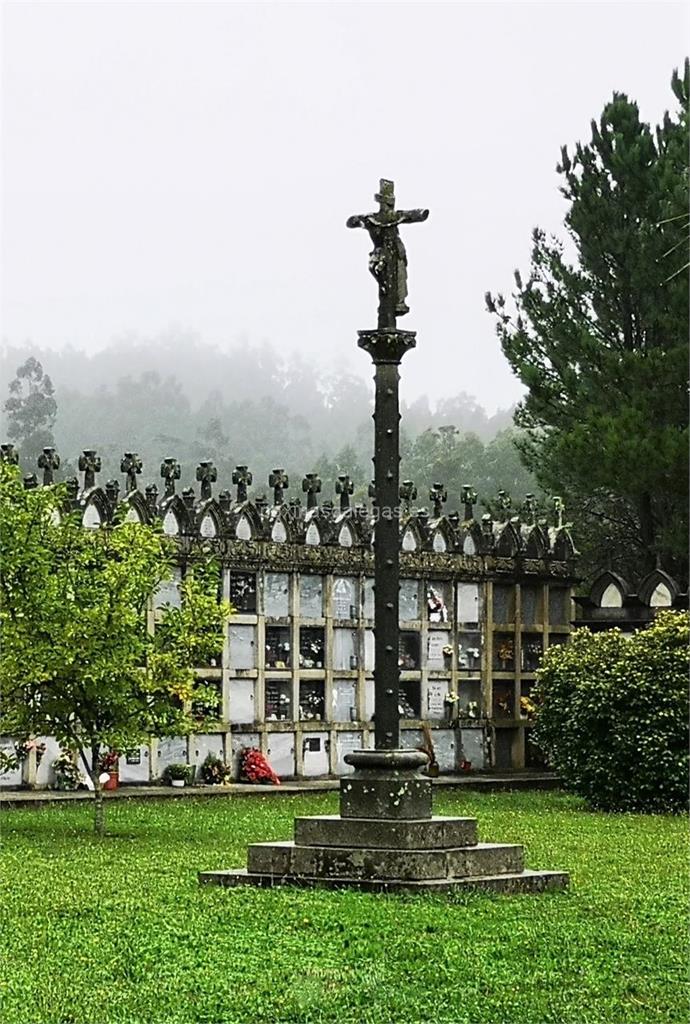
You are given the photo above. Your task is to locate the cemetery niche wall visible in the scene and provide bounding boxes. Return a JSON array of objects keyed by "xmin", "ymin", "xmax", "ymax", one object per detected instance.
[{"xmin": 1, "ymin": 444, "xmax": 578, "ymax": 786}]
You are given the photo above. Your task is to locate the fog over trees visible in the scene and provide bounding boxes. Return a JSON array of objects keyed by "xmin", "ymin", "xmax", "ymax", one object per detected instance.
[{"xmin": 0, "ymin": 333, "xmax": 534, "ymax": 514}]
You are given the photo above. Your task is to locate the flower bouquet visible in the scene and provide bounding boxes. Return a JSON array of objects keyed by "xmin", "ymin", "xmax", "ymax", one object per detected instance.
[
  {"xmin": 520, "ymin": 695, "xmax": 537, "ymax": 720},
  {"xmin": 15, "ymin": 740, "xmax": 47, "ymax": 765},
  {"xmin": 200, "ymin": 752, "xmax": 232, "ymax": 785},
  {"xmin": 239, "ymin": 747, "xmax": 281, "ymax": 786}
]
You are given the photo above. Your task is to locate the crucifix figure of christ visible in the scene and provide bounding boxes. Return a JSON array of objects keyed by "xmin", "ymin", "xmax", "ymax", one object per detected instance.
[{"xmin": 347, "ymin": 179, "xmax": 429, "ymax": 329}]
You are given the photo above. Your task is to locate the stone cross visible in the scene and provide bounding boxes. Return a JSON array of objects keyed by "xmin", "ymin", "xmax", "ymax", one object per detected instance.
[
  {"xmin": 553, "ymin": 495, "xmax": 565, "ymax": 530},
  {"xmin": 347, "ymin": 179, "xmax": 429, "ymax": 329},
  {"xmin": 0, "ymin": 443, "xmax": 18, "ymax": 465},
  {"xmin": 399, "ymin": 479, "xmax": 417, "ymax": 514},
  {"xmin": 302, "ymin": 473, "xmax": 321, "ymax": 509},
  {"xmin": 336, "ymin": 474, "xmax": 354, "ymax": 511},
  {"xmin": 78, "ymin": 450, "xmax": 101, "ymax": 490},
  {"xmin": 522, "ymin": 493, "xmax": 538, "ymax": 526},
  {"xmin": 160, "ymin": 458, "xmax": 181, "ymax": 498},
  {"xmin": 218, "ymin": 489, "xmax": 232, "ymax": 513},
  {"xmin": 38, "ymin": 447, "xmax": 61, "ymax": 485},
  {"xmin": 429, "ymin": 482, "xmax": 447, "ymax": 519},
  {"xmin": 461, "ymin": 484, "xmax": 478, "ymax": 522},
  {"xmin": 496, "ymin": 490, "xmax": 512, "ymax": 522},
  {"xmin": 23, "ymin": 474, "xmax": 38, "ymax": 490},
  {"xmin": 269, "ymin": 469, "xmax": 289, "ymax": 505},
  {"xmin": 196, "ymin": 461, "xmax": 217, "ymax": 501},
  {"xmin": 182, "ymin": 486, "xmax": 195, "ymax": 509},
  {"xmin": 232, "ymin": 465, "xmax": 253, "ymax": 503},
  {"xmin": 121, "ymin": 452, "xmax": 142, "ymax": 493}
]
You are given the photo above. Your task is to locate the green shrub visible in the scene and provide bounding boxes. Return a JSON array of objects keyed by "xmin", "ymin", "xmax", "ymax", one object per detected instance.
[{"xmin": 533, "ymin": 611, "xmax": 689, "ymax": 813}]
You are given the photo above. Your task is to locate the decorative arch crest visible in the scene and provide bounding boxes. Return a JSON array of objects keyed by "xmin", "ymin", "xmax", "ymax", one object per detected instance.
[
  {"xmin": 638, "ymin": 569, "xmax": 678, "ymax": 608},
  {"xmin": 80, "ymin": 488, "xmax": 110, "ymax": 530},
  {"xmin": 461, "ymin": 521, "xmax": 483, "ymax": 556},
  {"xmin": 551, "ymin": 528, "xmax": 576, "ymax": 561},
  {"xmin": 159, "ymin": 494, "xmax": 190, "ymax": 538},
  {"xmin": 589, "ymin": 571, "xmax": 629, "ymax": 609},
  {"xmin": 524, "ymin": 524, "xmax": 548, "ymax": 558},
  {"xmin": 268, "ymin": 503, "xmax": 299, "ymax": 544},
  {"xmin": 231, "ymin": 501, "xmax": 264, "ymax": 542},
  {"xmin": 401, "ymin": 518, "xmax": 423, "ymax": 553},
  {"xmin": 495, "ymin": 520, "xmax": 522, "ymax": 558},
  {"xmin": 428, "ymin": 516, "xmax": 454, "ymax": 554},
  {"xmin": 121, "ymin": 491, "xmax": 150, "ymax": 525},
  {"xmin": 196, "ymin": 499, "xmax": 223, "ymax": 540}
]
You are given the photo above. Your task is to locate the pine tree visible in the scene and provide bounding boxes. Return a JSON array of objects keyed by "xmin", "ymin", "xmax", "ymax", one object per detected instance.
[{"xmin": 487, "ymin": 62, "xmax": 689, "ymax": 583}]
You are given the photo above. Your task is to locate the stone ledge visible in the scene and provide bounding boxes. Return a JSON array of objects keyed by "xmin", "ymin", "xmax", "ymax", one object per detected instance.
[
  {"xmin": 246, "ymin": 840, "xmax": 524, "ymax": 881},
  {"xmin": 198, "ymin": 867, "xmax": 569, "ymax": 895},
  {"xmin": 293, "ymin": 814, "xmax": 479, "ymax": 849}
]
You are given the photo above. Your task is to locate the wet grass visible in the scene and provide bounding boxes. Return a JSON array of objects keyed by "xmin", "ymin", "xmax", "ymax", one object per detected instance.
[{"xmin": 1, "ymin": 790, "xmax": 687, "ymax": 1023}]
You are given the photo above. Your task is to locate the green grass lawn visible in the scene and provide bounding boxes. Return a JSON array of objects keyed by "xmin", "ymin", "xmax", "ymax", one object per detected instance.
[{"xmin": 1, "ymin": 790, "xmax": 687, "ymax": 1024}]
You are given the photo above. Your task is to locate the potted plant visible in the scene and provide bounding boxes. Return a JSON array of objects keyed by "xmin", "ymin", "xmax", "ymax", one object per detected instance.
[
  {"xmin": 52, "ymin": 751, "xmax": 81, "ymax": 791},
  {"xmin": 167, "ymin": 763, "xmax": 193, "ymax": 787},
  {"xmin": 98, "ymin": 750, "xmax": 120, "ymax": 790}
]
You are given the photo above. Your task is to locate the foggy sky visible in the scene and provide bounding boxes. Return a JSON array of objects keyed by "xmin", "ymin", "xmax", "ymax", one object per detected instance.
[{"xmin": 1, "ymin": 1, "xmax": 687, "ymax": 412}]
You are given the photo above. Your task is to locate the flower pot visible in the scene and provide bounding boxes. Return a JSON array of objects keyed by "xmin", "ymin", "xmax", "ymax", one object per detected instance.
[
  {"xmin": 171, "ymin": 779, "xmax": 185, "ymax": 788},
  {"xmin": 103, "ymin": 771, "xmax": 119, "ymax": 791}
]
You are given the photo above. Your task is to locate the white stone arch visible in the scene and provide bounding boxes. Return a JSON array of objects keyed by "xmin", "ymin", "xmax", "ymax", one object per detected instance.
[{"xmin": 306, "ymin": 522, "xmax": 321, "ymax": 546}]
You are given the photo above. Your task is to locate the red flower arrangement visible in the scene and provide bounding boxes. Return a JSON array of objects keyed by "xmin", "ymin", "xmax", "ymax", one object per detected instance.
[
  {"xmin": 239, "ymin": 747, "xmax": 281, "ymax": 786},
  {"xmin": 98, "ymin": 750, "xmax": 120, "ymax": 772}
]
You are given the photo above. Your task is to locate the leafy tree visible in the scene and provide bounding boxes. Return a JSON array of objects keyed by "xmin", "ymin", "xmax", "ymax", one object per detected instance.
[
  {"xmin": 533, "ymin": 612, "xmax": 689, "ymax": 813},
  {"xmin": 0, "ymin": 462, "xmax": 229, "ymax": 835},
  {"xmin": 401, "ymin": 425, "xmax": 541, "ymax": 513},
  {"xmin": 487, "ymin": 63, "xmax": 689, "ymax": 584},
  {"xmin": 3, "ymin": 357, "xmax": 58, "ymax": 471}
]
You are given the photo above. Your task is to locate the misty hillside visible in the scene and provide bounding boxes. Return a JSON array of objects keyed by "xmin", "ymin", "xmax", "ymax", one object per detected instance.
[{"xmin": 1, "ymin": 335, "xmax": 538, "ymax": 512}]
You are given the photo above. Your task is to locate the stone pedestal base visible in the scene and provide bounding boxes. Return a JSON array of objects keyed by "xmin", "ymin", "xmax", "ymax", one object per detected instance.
[{"xmin": 198, "ymin": 750, "xmax": 569, "ymax": 895}]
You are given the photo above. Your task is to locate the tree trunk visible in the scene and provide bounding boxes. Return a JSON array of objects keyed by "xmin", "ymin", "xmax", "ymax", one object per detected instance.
[
  {"xmin": 93, "ymin": 780, "xmax": 105, "ymax": 838},
  {"xmin": 90, "ymin": 743, "xmax": 105, "ymax": 838}
]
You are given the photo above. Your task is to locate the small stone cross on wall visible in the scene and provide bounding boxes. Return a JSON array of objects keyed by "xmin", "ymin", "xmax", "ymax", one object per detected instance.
[
  {"xmin": 269, "ymin": 469, "xmax": 289, "ymax": 505},
  {"xmin": 336, "ymin": 474, "xmax": 354, "ymax": 511},
  {"xmin": 302, "ymin": 473, "xmax": 322, "ymax": 509},
  {"xmin": 121, "ymin": 452, "xmax": 142, "ymax": 493},
  {"xmin": 78, "ymin": 450, "xmax": 101, "ymax": 490},
  {"xmin": 160, "ymin": 458, "xmax": 181, "ymax": 498},
  {"xmin": 461, "ymin": 485, "xmax": 478, "ymax": 522},
  {"xmin": 429, "ymin": 482, "xmax": 447, "ymax": 519},
  {"xmin": 38, "ymin": 447, "xmax": 61, "ymax": 485},
  {"xmin": 196, "ymin": 461, "xmax": 217, "ymax": 501},
  {"xmin": 232, "ymin": 465, "xmax": 253, "ymax": 503}
]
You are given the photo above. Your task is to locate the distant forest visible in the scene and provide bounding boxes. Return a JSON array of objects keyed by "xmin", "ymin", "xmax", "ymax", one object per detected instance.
[{"xmin": 1, "ymin": 333, "xmax": 540, "ymax": 515}]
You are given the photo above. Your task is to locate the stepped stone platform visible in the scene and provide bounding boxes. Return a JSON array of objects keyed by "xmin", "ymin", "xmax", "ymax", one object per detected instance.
[{"xmin": 199, "ymin": 750, "xmax": 569, "ymax": 895}]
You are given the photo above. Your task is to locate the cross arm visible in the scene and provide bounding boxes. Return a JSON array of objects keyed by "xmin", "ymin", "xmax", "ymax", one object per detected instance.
[
  {"xmin": 397, "ymin": 208, "xmax": 429, "ymax": 225},
  {"xmin": 346, "ymin": 213, "xmax": 371, "ymax": 229}
]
